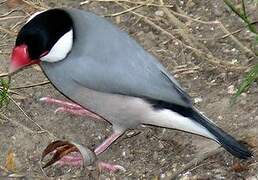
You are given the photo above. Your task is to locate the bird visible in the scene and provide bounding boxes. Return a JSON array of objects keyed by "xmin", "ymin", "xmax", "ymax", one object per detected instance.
[{"xmin": 9, "ymin": 8, "xmax": 252, "ymax": 164}]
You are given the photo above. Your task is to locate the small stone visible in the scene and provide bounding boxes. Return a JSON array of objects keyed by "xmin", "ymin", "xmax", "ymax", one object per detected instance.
[
  {"xmin": 241, "ymin": 92, "xmax": 247, "ymax": 97},
  {"xmin": 160, "ymin": 173, "xmax": 166, "ymax": 178},
  {"xmin": 122, "ymin": 151, "xmax": 126, "ymax": 156},
  {"xmin": 227, "ymin": 85, "xmax": 236, "ymax": 94},
  {"xmin": 180, "ymin": 174, "xmax": 191, "ymax": 180},
  {"xmin": 155, "ymin": 10, "xmax": 164, "ymax": 17},
  {"xmin": 231, "ymin": 59, "xmax": 238, "ymax": 64},
  {"xmin": 194, "ymin": 97, "xmax": 203, "ymax": 104},
  {"xmin": 246, "ymin": 176, "xmax": 258, "ymax": 180},
  {"xmin": 254, "ymin": 116, "xmax": 258, "ymax": 121},
  {"xmin": 218, "ymin": 116, "xmax": 223, "ymax": 120}
]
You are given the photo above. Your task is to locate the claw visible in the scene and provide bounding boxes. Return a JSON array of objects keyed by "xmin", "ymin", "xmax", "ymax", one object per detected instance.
[
  {"xmin": 56, "ymin": 153, "xmax": 126, "ymax": 173},
  {"xmin": 54, "ymin": 107, "xmax": 66, "ymax": 114},
  {"xmin": 98, "ymin": 162, "xmax": 126, "ymax": 173}
]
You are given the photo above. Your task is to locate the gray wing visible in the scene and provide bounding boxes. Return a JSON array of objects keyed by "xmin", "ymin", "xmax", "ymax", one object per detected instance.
[{"xmin": 67, "ymin": 9, "xmax": 192, "ymax": 107}]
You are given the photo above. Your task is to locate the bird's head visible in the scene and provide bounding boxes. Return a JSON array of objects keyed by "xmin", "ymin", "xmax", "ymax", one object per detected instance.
[{"xmin": 9, "ymin": 9, "xmax": 74, "ymax": 73}]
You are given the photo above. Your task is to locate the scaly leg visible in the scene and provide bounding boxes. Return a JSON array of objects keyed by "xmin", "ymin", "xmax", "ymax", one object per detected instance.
[{"xmin": 40, "ymin": 96, "xmax": 125, "ymax": 172}]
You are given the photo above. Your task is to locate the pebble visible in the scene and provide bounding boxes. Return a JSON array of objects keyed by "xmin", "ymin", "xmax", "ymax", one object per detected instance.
[
  {"xmin": 241, "ymin": 92, "xmax": 247, "ymax": 97},
  {"xmin": 218, "ymin": 115, "xmax": 223, "ymax": 120},
  {"xmin": 231, "ymin": 59, "xmax": 238, "ymax": 64},
  {"xmin": 155, "ymin": 10, "xmax": 164, "ymax": 17},
  {"xmin": 227, "ymin": 85, "xmax": 236, "ymax": 94},
  {"xmin": 194, "ymin": 97, "xmax": 203, "ymax": 104},
  {"xmin": 246, "ymin": 176, "xmax": 258, "ymax": 180}
]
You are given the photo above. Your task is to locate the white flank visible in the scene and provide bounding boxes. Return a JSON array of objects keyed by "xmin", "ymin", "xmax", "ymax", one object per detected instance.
[
  {"xmin": 40, "ymin": 30, "xmax": 73, "ymax": 62},
  {"xmin": 146, "ymin": 109, "xmax": 216, "ymax": 140}
]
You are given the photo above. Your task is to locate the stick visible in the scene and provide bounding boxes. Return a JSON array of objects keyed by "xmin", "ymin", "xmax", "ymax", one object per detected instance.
[
  {"xmin": 169, "ymin": 148, "xmax": 223, "ymax": 179},
  {"xmin": 8, "ymin": 94, "xmax": 56, "ymax": 139},
  {"xmin": 11, "ymin": 81, "xmax": 50, "ymax": 90}
]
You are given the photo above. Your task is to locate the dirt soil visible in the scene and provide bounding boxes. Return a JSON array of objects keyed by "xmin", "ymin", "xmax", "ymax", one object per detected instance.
[{"xmin": 0, "ymin": 0, "xmax": 257, "ymax": 179}]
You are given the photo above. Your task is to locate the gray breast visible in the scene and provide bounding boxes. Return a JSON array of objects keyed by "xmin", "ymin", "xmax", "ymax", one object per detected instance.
[{"xmin": 40, "ymin": 61, "xmax": 148, "ymax": 130}]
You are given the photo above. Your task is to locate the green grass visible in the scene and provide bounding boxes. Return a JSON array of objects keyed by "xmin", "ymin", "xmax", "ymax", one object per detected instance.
[
  {"xmin": 224, "ymin": 0, "xmax": 258, "ymax": 103},
  {"xmin": 0, "ymin": 77, "xmax": 10, "ymax": 108}
]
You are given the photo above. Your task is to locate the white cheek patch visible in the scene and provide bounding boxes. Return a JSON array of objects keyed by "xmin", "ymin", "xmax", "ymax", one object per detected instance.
[
  {"xmin": 40, "ymin": 30, "xmax": 73, "ymax": 62},
  {"xmin": 26, "ymin": 10, "xmax": 46, "ymax": 24}
]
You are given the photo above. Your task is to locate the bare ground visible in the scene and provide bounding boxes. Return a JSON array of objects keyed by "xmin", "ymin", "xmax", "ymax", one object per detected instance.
[{"xmin": 0, "ymin": 0, "xmax": 257, "ymax": 179}]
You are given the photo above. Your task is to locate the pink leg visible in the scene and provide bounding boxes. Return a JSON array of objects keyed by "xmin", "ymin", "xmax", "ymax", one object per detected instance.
[
  {"xmin": 40, "ymin": 97, "xmax": 103, "ymax": 120},
  {"xmin": 40, "ymin": 96, "xmax": 82, "ymax": 109},
  {"xmin": 40, "ymin": 97, "xmax": 125, "ymax": 172},
  {"xmin": 94, "ymin": 131, "xmax": 123, "ymax": 155}
]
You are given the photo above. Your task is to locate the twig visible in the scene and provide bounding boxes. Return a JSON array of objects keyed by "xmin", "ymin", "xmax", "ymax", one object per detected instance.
[
  {"xmin": 0, "ymin": 16, "xmax": 24, "ymax": 21},
  {"xmin": 217, "ymin": 21, "xmax": 256, "ymax": 56},
  {"xmin": 0, "ymin": 8, "xmax": 24, "ymax": 18},
  {"xmin": 114, "ymin": 1, "xmax": 246, "ymax": 71},
  {"xmin": 170, "ymin": 10, "xmax": 219, "ymax": 25},
  {"xmin": 7, "ymin": 94, "xmax": 56, "ymax": 139},
  {"xmin": 21, "ymin": 0, "xmax": 48, "ymax": 10},
  {"xmin": 0, "ymin": 72, "xmax": 8, "ymax": 77},
  {"xmin": 163, "ymin": 3, "xmax": 256, "ymax": 62},
  {"xmin": 80, "ymin": 0, "xmax": 174, "ymax": 7},
  {"xmin": 104, "ymin": 4, "xmax": 144, "ymax": 17},
  {"xmin": 0, "ymin": 26, "xmax": 16, "ymax": 36},
  {"xmin": 172, "ymin": 66, "xmax": 200, "ymax": 74},
  {"xmin": 11, "ymin": 80, "xmax": 50, "ymax": 90},
  {"xmin": 168, "ymin": 148, "xmax": 223, "ymax": 179},
  {"xmin": 0, "ymin": 113, "xmax": 34, "ymax": 133},
  {"xmin": 220, "ymin": 28, "xmax": 243, "ymax": 39}
]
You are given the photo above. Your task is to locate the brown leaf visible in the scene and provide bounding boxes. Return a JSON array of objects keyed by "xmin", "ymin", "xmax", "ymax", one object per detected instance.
[
  {"xmin": 245, "ymin": 136, "xmax": 257, "ymax": 148},
  {"xmin": 241, "ymin": 135, "xmax": 257, "ymax": 148},
  {"xmin": 231, "ymin": 162, "xmax": 249, "ymax": 172},
  {"xmin": 41, "ymin": 140, "xmax": 96, "ymax": 169},
  {"xmin": 6, "ymin": 0, "xmax": 23, "ymax": 9},
  {"xmin": 32, "ymin": 65, "xmax": 42, "ymax": 71},
  {"xmin": 4, "ymin": 148, "xmax": 16, "ymax": 172}
]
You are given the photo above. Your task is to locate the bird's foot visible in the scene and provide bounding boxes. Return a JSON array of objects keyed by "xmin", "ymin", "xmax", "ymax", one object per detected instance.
[
  {"xmin": 94, "ymin": 131, "xmax": 124, "ymax": 155},
  {"xmin": 98, "ymin": 162, "xmax": 126, "ymax": 173},
  {"xmin": 57, "ymin": 152, "xmax": 125, "ymax": 173},
  {"xmin": 39, "ymin": 96, "xmax": 103, "ymax": 120}
]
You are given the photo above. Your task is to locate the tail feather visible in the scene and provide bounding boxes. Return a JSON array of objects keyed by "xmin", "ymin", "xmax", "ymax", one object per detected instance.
[
  {"xmin": 145, "ymin": 99, "xmax": 252, "ymax": 159},
  {"xmin": 191, "ymin": 107, "xmax": 252, "ymax": 159}
]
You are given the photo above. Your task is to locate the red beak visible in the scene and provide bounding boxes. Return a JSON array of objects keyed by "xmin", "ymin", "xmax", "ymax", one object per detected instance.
[{"xmin": 9, "ymin": 44, "xmax": 39, "ymax": 73}]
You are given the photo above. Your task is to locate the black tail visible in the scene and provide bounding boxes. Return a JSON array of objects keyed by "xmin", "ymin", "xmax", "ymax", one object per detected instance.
[{"xmin": 191, "ymin": 107, "xmax": 252, "ymax": 159}]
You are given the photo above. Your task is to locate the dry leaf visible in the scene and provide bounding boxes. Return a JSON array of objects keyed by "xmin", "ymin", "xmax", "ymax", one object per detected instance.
[
  {"xmin": 41, "ymin": 140, "xmax": 96, "ymax": 169},
  {"xmin": 6, "ymin": 0, "xmax": 23, "ymax": 9},
  {"xmin": 245, "ymin": 136, "xmax": 257, "ymax": 148},
  {"xmin": 240, "ymin": 135, "xmax": 257, "ymax": 149},
  {"xmin": 4, "ymin": 148, "xmax": 16, "ymax": 172},
  {"xmin": 231, "ymin": 162, "xmax": 249, "ymax": 172},
  {"xmin": 32, "ymin": 65, "xmax": 42, "ymax": 71}
]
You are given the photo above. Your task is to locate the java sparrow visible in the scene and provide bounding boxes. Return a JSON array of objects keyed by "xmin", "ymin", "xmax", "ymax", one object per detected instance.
[{"xmin": 9, "ymin": 8, "xmax": 252, "ymax": 160}]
